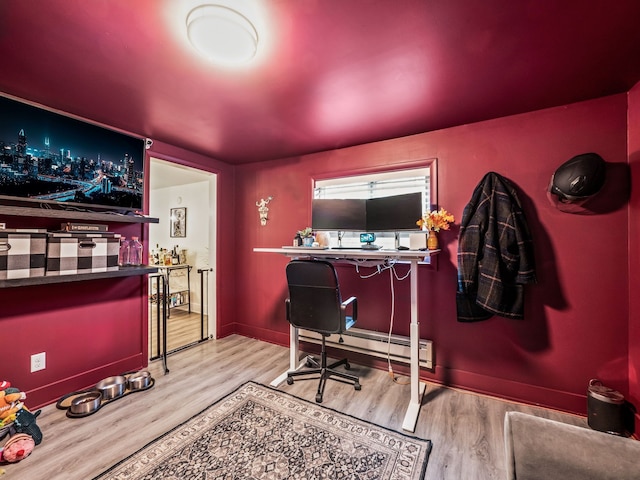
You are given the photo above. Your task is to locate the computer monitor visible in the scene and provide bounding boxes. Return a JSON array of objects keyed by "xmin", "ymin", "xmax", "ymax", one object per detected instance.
[
  {"xmin": 366, "ymin": 192, "xmax": 423, "ymax": 231},
  {"xmin": 311, "ymin": 199, "xmax": 367, "ymax": 231}
]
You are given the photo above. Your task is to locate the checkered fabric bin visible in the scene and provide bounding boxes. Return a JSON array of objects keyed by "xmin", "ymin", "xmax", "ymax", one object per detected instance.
[
  {"xmin": 0, "ymin": 232, "xmax": 47, "ymax": 279},
  {"xmin": 46, "ymin": 232, "xmax": 121, "ymax": 276}
]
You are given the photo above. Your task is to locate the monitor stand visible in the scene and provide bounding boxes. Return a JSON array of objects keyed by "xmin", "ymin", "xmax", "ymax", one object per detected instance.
[{"xmin": 362, "ymin": 243, "xmax": 381, "ymax": 250}]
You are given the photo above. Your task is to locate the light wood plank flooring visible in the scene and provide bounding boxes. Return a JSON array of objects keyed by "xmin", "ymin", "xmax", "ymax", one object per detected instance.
[
  {"xmin": 148, "ymin": 306, "xmax": 208, "ymax": 355},
  {"xmin": 2, "ymin": 335, "xmax": 588, "ymax": 480}
]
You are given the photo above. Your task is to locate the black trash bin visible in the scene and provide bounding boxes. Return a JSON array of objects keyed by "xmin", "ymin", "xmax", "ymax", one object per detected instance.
[{"xmin": 587, "ymin": 379, "xmax": 625, "ymax": 435}]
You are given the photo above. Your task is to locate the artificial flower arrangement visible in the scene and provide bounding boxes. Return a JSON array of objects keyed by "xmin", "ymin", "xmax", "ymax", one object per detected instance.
[
  {"xmin": 417, "ymin": 208, "xmax": 455, "ymax": 232},
  {"xmin": 297, "ymin": 227, "xmax": 314, "ymax": 238}
]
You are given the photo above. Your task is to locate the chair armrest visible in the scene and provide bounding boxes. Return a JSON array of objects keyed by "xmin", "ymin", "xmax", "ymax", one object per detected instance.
[{"xmin": 341, "ymin": 296, "xmax": 357, "ymax": 322}]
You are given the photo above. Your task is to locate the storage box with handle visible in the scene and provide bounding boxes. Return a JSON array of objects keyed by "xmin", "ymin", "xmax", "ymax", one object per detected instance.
[
  {"xmin": 0, "ymin": 232, "xmax": 47, "ymax": 279},
  {"xmin": 45, "ymin": 232, "xmax": 121, "ymax": 276}
]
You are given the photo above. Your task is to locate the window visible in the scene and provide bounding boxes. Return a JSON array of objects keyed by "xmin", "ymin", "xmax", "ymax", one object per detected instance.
[
  {"xmin": 313, "ymin": 162, "xmax": 437, "ymax": 249},
  {"xmin": 314, "ymin": 167, "xmax": 431, "ymax": 205}
]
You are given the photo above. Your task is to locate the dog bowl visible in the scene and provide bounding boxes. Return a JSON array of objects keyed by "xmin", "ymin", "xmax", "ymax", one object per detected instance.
[
  {"xmin": 127, "ymin": 370, "xmax": 152, "ymax": 391},
  {"xmin": 96, "ymin": 376, "xmax": 126, "ymax": 400},
  {"xmin": 69, "ymin": 391, "xmax": 102, "ymax": 415}
]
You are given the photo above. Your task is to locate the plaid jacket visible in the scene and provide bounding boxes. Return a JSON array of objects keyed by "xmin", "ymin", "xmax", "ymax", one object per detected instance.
[{"xmin": 456, "ymin": 172, "xmax": 537, "ymax": 321}]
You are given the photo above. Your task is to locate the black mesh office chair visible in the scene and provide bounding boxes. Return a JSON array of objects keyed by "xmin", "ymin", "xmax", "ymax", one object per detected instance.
[{"xmin": 285, "ymin": 259, "xmax": 361, "ymax": 403}]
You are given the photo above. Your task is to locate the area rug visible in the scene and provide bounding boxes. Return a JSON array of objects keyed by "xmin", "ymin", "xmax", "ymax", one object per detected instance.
[{"xmin": 94, "ymin": 381, "xmax": 431, "ymax": 480}]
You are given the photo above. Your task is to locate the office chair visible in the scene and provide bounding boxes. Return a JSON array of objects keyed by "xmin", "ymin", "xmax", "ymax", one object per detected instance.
[{"xmin": 285, "ymin": 259, "xmax": 361, "ymax": 403}]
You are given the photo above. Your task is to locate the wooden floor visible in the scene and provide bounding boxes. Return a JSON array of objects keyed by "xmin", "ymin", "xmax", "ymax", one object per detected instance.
[
  {"xmin": 2, "ymin": 335, "xmax": 588, "ymax": 480},
  {"xmin": 148, "ymin": 306, "xmax": 208, "ymax": 355}
]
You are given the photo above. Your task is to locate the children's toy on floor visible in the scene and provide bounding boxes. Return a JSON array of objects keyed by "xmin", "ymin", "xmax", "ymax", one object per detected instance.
[
  {"xmin": 0, "ymin": 434, "xmax": 35, "ymax": 463},
  {"xmin": 0, "ymin": 381, "xmax": 43, "ymax": 465},
  {"xmin": 12, "ymin": 409, "xmax": 42, "ymax": 445},
  {"xmin": 0, "ymin": 383, "xmax": 26, "ymax": 428}
]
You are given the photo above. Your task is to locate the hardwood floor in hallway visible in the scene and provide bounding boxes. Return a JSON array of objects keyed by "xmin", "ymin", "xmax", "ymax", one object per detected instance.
[
  {"xmin": 3, "ymin": 335, "xmax": 588, "ymax": 480},
  {"xmin": 148, "ymin": 306, "xmax": 208, "ymax": 356}
]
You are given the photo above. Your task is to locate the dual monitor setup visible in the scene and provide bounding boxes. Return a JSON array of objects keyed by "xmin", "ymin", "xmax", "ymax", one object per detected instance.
[{"xmin": 311, "ymin": 192, "xmax": 423, "ymax": 250}]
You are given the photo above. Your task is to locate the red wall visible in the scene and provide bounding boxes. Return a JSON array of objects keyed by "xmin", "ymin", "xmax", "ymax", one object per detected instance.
[
  {"xmin": 0, "ymin": 276, "xmax": 148, "ymax": 407},
  {"xmin": 0, "ymin": 219, "xmax": 151, "ymax": 407},
  {"xmin": 0, "ymin": 141, "xmax": 236, "ymax": 409},
  {"xmin": 4, "ymin": 93, "xmax": 634, "ymax": 419},
  {"xmin": 235, "ymin": 94, "xmax": 630, "ymax": 415},
  {"xmin": 628, "ymin": 83, "xmax": 640, "ymax": 426}
]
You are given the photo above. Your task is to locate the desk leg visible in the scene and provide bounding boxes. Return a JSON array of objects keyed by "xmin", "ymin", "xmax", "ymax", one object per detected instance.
[
  {"xmin": 402, "ymin": 259, "xmax": 426, "ymax": 432},
  {"xmin": 271, "ymin": 324, "xmax": 305, "ymax": 387}
]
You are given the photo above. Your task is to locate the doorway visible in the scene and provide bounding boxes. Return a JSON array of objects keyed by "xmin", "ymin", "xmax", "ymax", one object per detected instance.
[{"xmin": 148, "ymin": 157, "xmax": 217, "ymax": 357}]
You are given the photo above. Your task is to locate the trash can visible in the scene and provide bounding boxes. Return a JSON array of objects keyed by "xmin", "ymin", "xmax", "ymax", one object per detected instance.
[{"xmin": 587, "ymin": 379, "xmax": 625, "ymax": 435}]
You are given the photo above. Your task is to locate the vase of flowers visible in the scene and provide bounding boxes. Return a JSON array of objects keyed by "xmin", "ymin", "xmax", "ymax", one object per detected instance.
[{"xmin": 416, "ymin": 208, "xmax": 455, "ymax": 250}]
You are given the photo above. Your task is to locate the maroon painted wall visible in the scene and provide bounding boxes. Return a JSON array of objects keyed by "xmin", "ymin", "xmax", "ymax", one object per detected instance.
[
  {"xmin": 628, "ymin": 82, "xmax": 640, "ymax": 427},
  {"xmin": 3, "ymin": 92, "xmax": 634, "ymax": 421},
  {"xmin": 235, "ymin": 94, "xmax": 630, "ymax": 415},
  {"xmin": 0, "ymin": 140, "xmax": 235, "ymax": 409},
  {"xmin": 0, "ymin": 220, "xmax": 151, "ymax": 408}
]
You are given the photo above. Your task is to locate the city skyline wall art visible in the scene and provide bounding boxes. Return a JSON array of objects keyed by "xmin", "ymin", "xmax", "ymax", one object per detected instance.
[{"xmin": 0, "ymin": 95, "xmax": 145, "ymax": 212}]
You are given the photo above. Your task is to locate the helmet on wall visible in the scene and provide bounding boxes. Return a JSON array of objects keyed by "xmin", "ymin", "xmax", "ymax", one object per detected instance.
[{"xmin": 548, "ymin": 153, "xmax": 606, "ymax": 203}]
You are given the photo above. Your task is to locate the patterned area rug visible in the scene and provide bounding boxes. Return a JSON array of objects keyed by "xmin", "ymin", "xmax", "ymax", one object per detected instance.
[{"xmin": 94, "ymin": 382, "xmax": 431, "ymax": 480}]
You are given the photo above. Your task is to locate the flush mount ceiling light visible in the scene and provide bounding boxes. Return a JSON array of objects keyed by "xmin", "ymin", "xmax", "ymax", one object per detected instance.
[{"xmin": 186, "ymin": 4, "xmax": 259, "ymax": 64}]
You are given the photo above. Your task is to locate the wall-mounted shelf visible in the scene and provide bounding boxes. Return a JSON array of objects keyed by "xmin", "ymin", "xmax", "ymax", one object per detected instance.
[
  {"xmin": 0, "ymin": 205, "xmax": 159, "ymax": 224},
  {"xmin": 0, "ymin": 266, "xmax": 158, "ymax": 289}
]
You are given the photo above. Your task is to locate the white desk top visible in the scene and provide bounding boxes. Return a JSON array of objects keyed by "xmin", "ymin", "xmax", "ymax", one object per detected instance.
[{"xmin": 253, "ymin": 247, "xmax": 438, "ymax": 262}]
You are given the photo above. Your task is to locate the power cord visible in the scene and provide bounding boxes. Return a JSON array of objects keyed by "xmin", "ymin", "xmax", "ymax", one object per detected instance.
[
  {"xmin": 387, "ymin": 266, "xmax": 409, "ymax": 385},
  {"xmin": 354, "ymin": 260, "xmax": 411, "ymax": 385}
]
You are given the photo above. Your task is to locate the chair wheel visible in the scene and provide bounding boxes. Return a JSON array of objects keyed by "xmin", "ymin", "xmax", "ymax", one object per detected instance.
[
  {"xmin": 286, "ymin": 377, "xmax": 294, "ymax": 385},
  {"xmin": 354, "ymin": 383, "xmax": 361, "ymax": 391},
  {"xmin": 305, "ymin": 359, "xmax": 314, "ymax": 368},
  {"xmin": 344, "ymin": 362, "xmax": 351, "ymax": 370},
  {"xmin": 316, "ymin": 394, "xmax": 323, "ymax": 403}
]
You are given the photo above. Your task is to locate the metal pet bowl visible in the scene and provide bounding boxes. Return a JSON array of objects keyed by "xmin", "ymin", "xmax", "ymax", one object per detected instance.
[
  {"xmin": 127, "ymin": 370, "xmax": 152, "ymax": 391},
  {"xmin": 69, "ymin": 391, "xmax": 102, "ymax": 415},
  {"xmin": 96, "ymin": 376, "xmax": 126, "ymax": 400}
]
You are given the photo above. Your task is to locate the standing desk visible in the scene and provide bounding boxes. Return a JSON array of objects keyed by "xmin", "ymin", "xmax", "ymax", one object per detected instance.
[{"xmin": 253, "ymin": 246, "xmax": 438, "ymax": 432}]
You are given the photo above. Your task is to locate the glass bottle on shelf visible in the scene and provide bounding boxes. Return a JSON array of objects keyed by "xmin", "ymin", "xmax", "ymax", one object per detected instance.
[
  {"xmin": 118, "ymin": 237, "xmax": 130, "ymax": 267},
  {"xmin": 150, "ymin": 243, "xmax": 160, "ymax": 265},
  {"xmin": 129, "ymin": 237, "xmax": 143, "ymax": 266}
]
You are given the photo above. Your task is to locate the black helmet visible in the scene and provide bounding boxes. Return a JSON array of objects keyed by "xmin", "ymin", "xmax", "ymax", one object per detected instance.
[{"xmin": 549, "ymin": 153, "xmax": 606, "ymax": 203}]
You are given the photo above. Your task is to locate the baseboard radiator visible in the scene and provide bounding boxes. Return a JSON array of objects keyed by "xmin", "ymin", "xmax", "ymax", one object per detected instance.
[{"xmin": 298, "ymin": 327, "xmax": 433, "ymax": 369}]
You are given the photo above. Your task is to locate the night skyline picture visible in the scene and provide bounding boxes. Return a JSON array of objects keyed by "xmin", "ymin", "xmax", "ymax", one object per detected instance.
[{"xmin": 0, "ymin": 95, "xmax": 145, "ymax": 211}]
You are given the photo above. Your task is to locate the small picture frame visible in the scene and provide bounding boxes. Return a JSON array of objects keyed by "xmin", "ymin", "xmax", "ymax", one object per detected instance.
[{"xmin": 170, "ymin": 207, "xmax": 186, "ymax": 238}]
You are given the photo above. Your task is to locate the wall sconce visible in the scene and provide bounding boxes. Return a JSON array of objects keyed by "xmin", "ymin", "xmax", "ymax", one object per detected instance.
[{"xmin": 256, "ymin": 196, "xmax": 273, "ymax": 226}]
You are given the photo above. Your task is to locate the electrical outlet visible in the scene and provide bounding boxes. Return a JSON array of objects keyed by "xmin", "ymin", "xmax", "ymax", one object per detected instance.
[{"xmin": 31, "ymin": 352, "xmax": 46, "ymax": 372}]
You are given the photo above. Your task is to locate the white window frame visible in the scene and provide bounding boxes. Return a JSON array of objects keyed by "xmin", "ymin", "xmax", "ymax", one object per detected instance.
[{"xmin": 312, "ymin": 160, "xmax": 437, "ymax": 249}]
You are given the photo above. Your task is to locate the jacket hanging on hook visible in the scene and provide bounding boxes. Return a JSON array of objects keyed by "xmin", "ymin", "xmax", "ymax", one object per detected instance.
[{"xmin": 456, "ymin": 172, "xmax": 537, "ymax": 321}]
